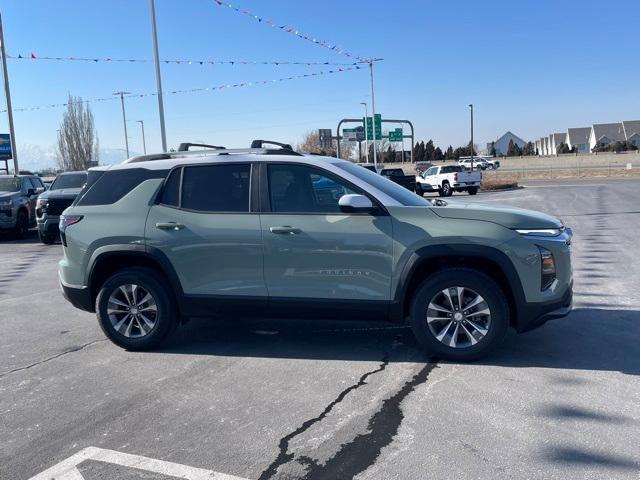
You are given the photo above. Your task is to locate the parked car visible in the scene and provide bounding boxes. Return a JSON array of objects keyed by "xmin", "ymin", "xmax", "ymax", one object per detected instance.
[
  {"xmin": 379, "ymin": 168, "xmax": 416, "ymax": 192},
  {"xmin": 36, "ymin": 171, "xmax": 87, "ymax": 244},
  {"xmin": 356, "ymin": 162, "xmax": 379, "ymax": 173},
  {"xmin": 415, "ymin": 165, "xmax": 481, "ymax": 196},
  {"xmin": 59, "ymin": 145, "xmax": 573, "ymax": 361},
  {"xmin": 459, "ymin": 158, "xmax": 488, "ymax": 170},
  {"xmin": 0, "ymin": 174, "xmax": 46, "ymax": 238}
]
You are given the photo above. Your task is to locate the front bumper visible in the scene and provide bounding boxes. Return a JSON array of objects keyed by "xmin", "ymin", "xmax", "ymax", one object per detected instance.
[
  {"xmin": 37, "ymin": 215, "xmax": 60, "ymax": 235},
  {"xmin": 60, "ymin": 279, "xmax": 94, "ymax": 313},
  {"xmin": 515, "ymin": 280, "xmax": 573, "ymax": 333},
  {"xmin": 0, "ymin": 214, "xmax": 15, "ymax": 230}
]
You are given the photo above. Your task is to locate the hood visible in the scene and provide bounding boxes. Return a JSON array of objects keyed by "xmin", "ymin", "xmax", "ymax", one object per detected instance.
[
  {"xmin": 39, "ymin": 187, "xmax": 83, "ymax": 200},
  {"xmin": 0, "ymin": 191, "xmax": 17, "ymax": 199},
  {"xmin": 431, "ymin": 201, "xmax": 563, "ymax": 230}
]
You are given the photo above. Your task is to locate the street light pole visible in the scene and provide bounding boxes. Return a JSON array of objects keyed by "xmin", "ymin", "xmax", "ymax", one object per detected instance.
[
  {"xmin": 136, "ymin": 120, "xmax": 147, "ymax": 155},
  {"xmin": 369, "ymin": 61, "xmax": 378, "ymax": 169},
  {"xmin": 0, "ymin": 12, "xmax": 18, "ymax": 174},
  {"xmin": 114, "ymin": 91, "xmax": 131, "ymax": 158},
  {"xmin": 360, "ymin": 102, "xmax": 368, "ymax": 163},
  {"xmin": 149, "ymin": 0, "xmax": 167, "ymax": 152},
  {"xmin": 469, "ymin": 104, "xmax": 474, "ymax": 171}
]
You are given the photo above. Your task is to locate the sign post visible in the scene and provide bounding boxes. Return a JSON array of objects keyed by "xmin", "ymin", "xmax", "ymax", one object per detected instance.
[
  {"xmin": 0, "ymin": 13, "xmax": 18, "ymax": 174},
  {"xmin": 318, "ymin": 129, "xmax": 333, "ymax": 150}
]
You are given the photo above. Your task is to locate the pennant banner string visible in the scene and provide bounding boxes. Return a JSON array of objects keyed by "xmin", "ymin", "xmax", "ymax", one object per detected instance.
[
  {"xmin": 6, "ymin": 53, "xmax": 358, "ymax": 67},
  {"xmin": 2, "ymin": 66, "xmax": 361, "ymax": 113},
  {"xmin": 211, "ymin": 0, "xmax": 368, "ymax": 63}
]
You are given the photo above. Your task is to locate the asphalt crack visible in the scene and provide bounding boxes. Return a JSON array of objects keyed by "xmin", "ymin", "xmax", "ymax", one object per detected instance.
[
  {"xmin": 298, "ymin": 361, "xmax": 437, "ymax": 480},
  {"xmin": 0, "ymin": 339, "xmax": 107, "ymax": 378},
  {"xmin": 258, "ymin": 356, "xmax": 390, "ymax": 480}
]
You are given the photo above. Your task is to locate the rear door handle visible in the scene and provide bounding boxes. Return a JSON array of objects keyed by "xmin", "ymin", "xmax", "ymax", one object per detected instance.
[
  {"xmin": 270, "ymin": 226, "xmax": 301, "ymax": 235},
  {"xmin": 156, "ymin": 222, "xmax": 185, "ymax": 231}
]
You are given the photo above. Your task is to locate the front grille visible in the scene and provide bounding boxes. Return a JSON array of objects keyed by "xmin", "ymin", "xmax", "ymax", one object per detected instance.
[{"xmin": 46, "ymin": 198, "xmax": 74, "ymax": 216}]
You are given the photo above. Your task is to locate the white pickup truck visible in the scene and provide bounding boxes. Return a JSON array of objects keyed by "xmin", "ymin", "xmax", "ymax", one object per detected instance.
[{"xmin": 415, "ymin": 165, "xmax": 481, "ymax": 197}]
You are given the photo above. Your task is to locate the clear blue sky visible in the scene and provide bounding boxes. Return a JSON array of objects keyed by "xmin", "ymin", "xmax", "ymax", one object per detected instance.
[{"xmin": 1, "ymin": 0, "xmax": 639, "ymax": 164}]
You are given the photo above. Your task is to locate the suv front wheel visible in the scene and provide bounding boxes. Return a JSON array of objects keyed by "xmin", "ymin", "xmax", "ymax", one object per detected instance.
[
  {"xmin": 96, "ymin": 267, "xmax": 178, "ymax": 350},
  {"xmin": 410, "ymin": 268, "xmax": 509, "ymax": 361}
]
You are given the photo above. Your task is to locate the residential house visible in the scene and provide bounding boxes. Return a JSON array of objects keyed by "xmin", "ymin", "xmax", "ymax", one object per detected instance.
[
  {"xmin": 622, "ymin": 120, "xmax": 640, "ymax": 147},
  {"xmin": 566, "ymin": 127, "xmax": 591, "ymax": 153},
  {"xmin": 589, "ymin": 123, "xmax": 626, "ymax": 151},
  {"xmin": 550, "ymin": 133, "xmax": 568, "ymax": 154}
]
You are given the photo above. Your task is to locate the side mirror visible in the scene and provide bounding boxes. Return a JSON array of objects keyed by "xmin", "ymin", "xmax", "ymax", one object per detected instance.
[
  {"xmin": 27, "ymin": 188, "xmax": 36, "ymax": 196},
  {"xmin": 339, "ymin": 194, "xmax": 374, "ymax": 213}
]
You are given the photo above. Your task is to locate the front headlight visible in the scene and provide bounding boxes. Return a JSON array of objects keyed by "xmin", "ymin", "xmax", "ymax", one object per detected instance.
[
  {"xmin": 36, "ymin": 198, "xmax": 48, "ymax": 209},
  {"xmin": 516, "ymin": 228, "xmax": 562, "ymax": 237},
  {"xmin": 0, "ymin": 199, "xmax": 11, "ymax": 208}
]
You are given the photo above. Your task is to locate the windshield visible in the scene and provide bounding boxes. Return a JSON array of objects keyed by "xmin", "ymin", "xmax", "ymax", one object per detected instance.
[
  {"xmin": 0, "ymin": 177, "xmax": 21, "ymax": 192},
  {"xmin": 336, "ymin": 162, "xmax": 430, "ymax": 206},
  {"xmin": 50, "ymin": 172, "xmax": 87, "ymax": 190}
]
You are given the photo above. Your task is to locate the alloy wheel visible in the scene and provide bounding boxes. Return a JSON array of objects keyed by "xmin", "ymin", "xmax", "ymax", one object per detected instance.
[
  {"xmin": 107, "ymin": 284, "xmax": 158, "ymax": 338},
  {"xmin": 426, "ymin": 286, "xmax": 491, "ymax": 348}
]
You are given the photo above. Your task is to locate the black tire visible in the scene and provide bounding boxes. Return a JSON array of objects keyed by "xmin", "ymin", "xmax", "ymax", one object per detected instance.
[
  {"xmin": 468, "ymin": 187, "xmax": 478, "ymax": 195},
  {"xmin": 409, "ymin": 268, "xmax": 509, "ymax": 361},
  {"xmin": 14, "ymin": 209, "xmax": 29, "ymax": 239},
  {"xmin": 96, "ymin": 267, "xmax": 178, "ymax": 350},
  {"xmin": 38, "ymin": 230, "xmax": 56, "ymax": 244},
  {"xmin": 415, "ymin": 184, "xmax": 423, "ymax": 196},
  {"xmin": 441, "ymin": 181, "xmax": 453, "ymax": 197}
]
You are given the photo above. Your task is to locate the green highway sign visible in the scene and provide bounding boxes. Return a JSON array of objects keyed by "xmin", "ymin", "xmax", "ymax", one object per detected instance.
[
  {"xmin": 364, "ymin": 114, "xmax": 382, "ymax": 140},
  {"xmin": 388, "ymin": 128, "xmax": 403, "ymax": 142}
]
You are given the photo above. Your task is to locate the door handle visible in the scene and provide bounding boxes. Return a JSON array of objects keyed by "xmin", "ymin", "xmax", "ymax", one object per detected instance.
[
  {"xmin": 270, "ymin": 226, "xmax": 301, "ymax": 235},
  {"xmin": 156, "ymin": 222, "xmax": 185, "ymax": 231}
]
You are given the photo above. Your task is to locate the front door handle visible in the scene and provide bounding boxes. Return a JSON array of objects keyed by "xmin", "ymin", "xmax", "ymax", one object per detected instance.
[
  {"xmin": 156, "ymin": 222, "xmax": 185, "ymax": 231},
  {"xmin": 270, "ymin": 226, "xmax": 301, "ymax": 235}
]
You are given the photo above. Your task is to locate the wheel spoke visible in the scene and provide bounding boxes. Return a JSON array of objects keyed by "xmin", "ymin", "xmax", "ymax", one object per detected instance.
[
  {"xmin": 108, "ymin": 297, "xmax": 129, "ymax": 308},
  {"xmin": 131, "ymin": 284, "xmax": 139, "ymax": 305},
  {"xmin": 137, "ymin": 293, "xmax": 153, "ymax": 308},
  {"xmin": 428, "ymin": 301, "xmax": 452, "ymax": 315},
  {"xmin": 456, "ymin": 287, "xmax": 465, "ymax": 309},
  {"xmin": 139, "ymin": 313, "xmax": 155, "ymax": 330},
  {"xmin": 465, "ymin": 318, "xmax": 489, "ymax": 336},
  {"xmin": 460, "ymin": 323, "xmax": 479, "ymax": 345},
  {"xmin": 440, "ymin": 289, "xmax": 455, "ymax": 311},
  {"xmin": 113, "ymin": 313, "xmax": 130, "ymax": 334},
  {"xmin": 463, "ymin": 294, "xmax": 485, "ymax": 310},
  {"xmin": 435, "ymin": 321, "xmax": 454, "ymax": 341},
  {"xmin": 466, "ymin": 308, "xmax": 490, "ymax": 318},
  {"xmin": 448, "ymin": 323, "xmax": 460, "ymax": 347},
  {"xmin": 124, "ymin": 315, "xmax": 134, "ymax": 337},
  {"xmin": 119, "ymin": 285, "xmax": 133, "ymax": 306}
]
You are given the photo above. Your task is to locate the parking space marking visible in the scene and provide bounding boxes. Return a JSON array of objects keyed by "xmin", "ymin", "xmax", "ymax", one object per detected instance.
[{"xmin": 29, "ymin": 446, "xmax": 251, "ymax": 480}]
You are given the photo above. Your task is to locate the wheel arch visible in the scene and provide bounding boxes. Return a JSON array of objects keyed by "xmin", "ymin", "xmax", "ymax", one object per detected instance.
[
  {"xmin": 87, "ymin": 245, "xmax": 184, "ymax": 313},
  {"xmin": 393, "ymin": 244, "xmax": 526, "ymax": 328}
]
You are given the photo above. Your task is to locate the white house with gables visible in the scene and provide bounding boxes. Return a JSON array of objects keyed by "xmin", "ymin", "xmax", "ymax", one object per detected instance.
[
  {"xmin": 589, "ymin": 123, "xmax": 626, "ymax": 151},
  {"xmin": 623, "ymin": 120, "xmax": 640, "ymax": 147},
  {"xmin": 566, "ymin": 127, "xmax": 591, "ymax": 153},
  {"xmin": 550, "ymin": 133, "xmax": 568, "ymax": 155}
]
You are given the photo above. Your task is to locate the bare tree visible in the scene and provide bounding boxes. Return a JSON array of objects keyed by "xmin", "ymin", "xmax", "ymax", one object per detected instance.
[
  {"xmin": 57, "ymin": 95, "xmax": 98, "ymax": 171},
  {"xmin": 297, "ymin": 130, "xmax": 353, "ymax": 160}
]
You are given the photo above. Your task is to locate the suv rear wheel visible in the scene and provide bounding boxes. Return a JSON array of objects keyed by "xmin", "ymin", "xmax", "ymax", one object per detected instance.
[
  {"xmin": 410, "ymin": 268, "xmax": 509, "ymax": 361},
  {"xmin": 96, "ymin": 267, "xmax": 178, "ymax": 350}
]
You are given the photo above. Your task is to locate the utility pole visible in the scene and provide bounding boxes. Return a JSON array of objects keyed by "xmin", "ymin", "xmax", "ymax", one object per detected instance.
[
  {"xmin": 150, "ymin": 0, "xmax": 167, "ymax": 152},
  {"xmin": 0, "ymin": 12, "xmax": 18, "ymax": 174},
  {"xmin": 114, "ymin": 91, "xmax": 131, "ymax": 158},
  {"xmin": 360, "ymin": 102, "xmax": 368, "ymax": 163},
  {"xmin": 136, "ymin": 120, "xmax": 147, "ymax": 155},
  {"xmin": 369, "ymin": 61, "xmax": 377, "ymax": 169},
  {"xmin": 469, "ymin": 104, "xmax": 474, "ymax": 171}
]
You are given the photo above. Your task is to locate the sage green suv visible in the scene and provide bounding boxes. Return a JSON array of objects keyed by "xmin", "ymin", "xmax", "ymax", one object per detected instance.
[{"xmin": 59, "ymin": 146, "xmax": 572, "ymax": 361}]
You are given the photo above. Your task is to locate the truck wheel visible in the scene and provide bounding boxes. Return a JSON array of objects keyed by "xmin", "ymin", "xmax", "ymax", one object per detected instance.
[
  {"xmin": 441, "ymin": 181, "xmax": 453, "ymax": 197},
  {"xmin": 14, "ymin": 210, "xmax": 29, "ymax": 239},
  {"xmin": 409, "ymin": 268, "xmax": 509, "ymax": 361},
  {"xmin": 96, "ymin": 267, "xmax": 178, "ymax": 350},
  {"xmin": 468, "ymin": 187, "xmax": 478, "ymax": 195},
  {"xmin": 38, "ymin": 230, "xmax": 56, "ymax": 244},
  {"xmin": 415, "ymin": 184, "xmax": 423, "ymax": 196}
]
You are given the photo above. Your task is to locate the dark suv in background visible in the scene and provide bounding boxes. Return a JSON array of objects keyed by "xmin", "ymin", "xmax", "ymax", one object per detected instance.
[
  {"xmin": 36, "ymin": 171, "xmax": 87, "ymax": 244},
  {"xmin": 0, "ymin": 174, "xmax": 46, "ymax": 238}
]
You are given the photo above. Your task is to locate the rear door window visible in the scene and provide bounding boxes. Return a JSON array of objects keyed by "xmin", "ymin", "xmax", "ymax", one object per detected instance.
[{"xmin": 181, "ymin": 164, "xmax": 251, "ymax": 212}]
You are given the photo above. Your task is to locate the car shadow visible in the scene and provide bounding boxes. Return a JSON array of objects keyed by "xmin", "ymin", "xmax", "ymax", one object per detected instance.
[
  {"xmin": 159, "ymin": 308, "xmax": 639, "ymax": 375},
  {"xmin": 0, "ymin": 229, "xmax": 43, "ymax": 244}
]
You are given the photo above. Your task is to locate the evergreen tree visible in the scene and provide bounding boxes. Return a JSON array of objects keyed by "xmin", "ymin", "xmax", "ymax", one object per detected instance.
[
  {"xmin": 434, "ymin": 147, "xmax": 444, "ymax": 161},
  {"xmin": 424, "ymin": 140, "xmax": 435, "ymax": 161},
  {"xmin": 445, "ymin": 145, "xmax": 454, "ymax": 160},
  {"xmin": 522, "ymin": 141, "xmax": 535, "ymax": 156}
]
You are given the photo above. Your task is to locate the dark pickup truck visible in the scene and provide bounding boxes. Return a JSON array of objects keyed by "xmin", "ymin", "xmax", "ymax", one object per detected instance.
[{"xmin": 379, "ymin": 168, "xmax": 416, "ymax": 192}]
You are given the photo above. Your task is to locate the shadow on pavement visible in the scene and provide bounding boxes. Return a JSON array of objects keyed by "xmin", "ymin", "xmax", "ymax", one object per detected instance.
[
  {"xmin": 0, "ymin": 229, "xmax": 43, "ymax": 245},
  {"xmin": 160, "ymin": 308, "xmax": 639, "ymax": 374}
]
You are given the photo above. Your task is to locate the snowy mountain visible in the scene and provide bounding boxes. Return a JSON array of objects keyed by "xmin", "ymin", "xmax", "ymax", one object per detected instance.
[{"xmin": 10, "ymin": 144, "xmax": 137, "ymax": 173}]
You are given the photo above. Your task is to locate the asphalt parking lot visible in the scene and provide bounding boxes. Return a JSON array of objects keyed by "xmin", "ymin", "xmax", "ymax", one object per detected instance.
[{"xmin": 1, "ymin": 178, "xmax": 639, "ymax": 480}]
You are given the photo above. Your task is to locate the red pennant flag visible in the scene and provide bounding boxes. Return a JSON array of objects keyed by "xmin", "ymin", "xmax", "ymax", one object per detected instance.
[{"xmin": 31, "ymin": 52, "xmax": 37, "ymax": 59}]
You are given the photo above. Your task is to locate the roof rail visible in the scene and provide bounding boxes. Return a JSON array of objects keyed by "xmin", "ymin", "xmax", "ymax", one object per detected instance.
[
  {"xmin": 177, "ymin": 142, "xmax": 226, "ymax": 151},
  {"xmin": 124, "ymin": 148, "xmax": 304, "ymax": 163},
  {"xmin": 251, "ymin": 139, "xmax": 294, "ymax": 151}
]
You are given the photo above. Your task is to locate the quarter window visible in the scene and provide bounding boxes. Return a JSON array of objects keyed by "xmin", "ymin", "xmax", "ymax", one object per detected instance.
[
  {"xmin": 181, "ymin": 164, "xmax": 251, "ymax": 212},
  {"xmin": 159, "ymin": 168, "xmax": 181, "ymax": 207},
  {"xmin": 268, "ymin": 164, "xmax": 358, "ymax": 213}
]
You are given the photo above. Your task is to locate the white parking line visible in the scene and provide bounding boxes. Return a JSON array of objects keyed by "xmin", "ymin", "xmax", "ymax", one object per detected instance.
[{"xmin": 28, "ymin": 446, "xmax": 250, "ymax": 480}]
